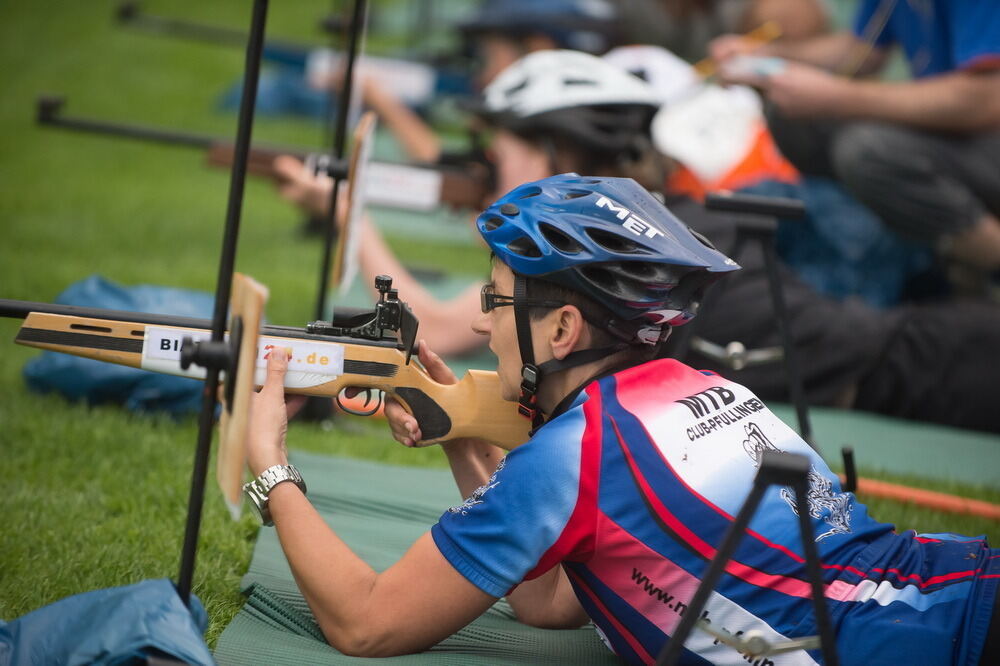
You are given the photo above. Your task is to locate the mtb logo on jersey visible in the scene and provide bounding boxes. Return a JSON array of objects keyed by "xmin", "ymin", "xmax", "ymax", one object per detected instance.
[{"xmin": 677, "ymin": 386, "xmax": 766, "ymax": 441}]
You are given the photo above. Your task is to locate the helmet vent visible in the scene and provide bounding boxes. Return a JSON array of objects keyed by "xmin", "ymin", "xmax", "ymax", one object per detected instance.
[
  {"xmin": 503, "ymin": 79, "xmax": 530, "ymax": 98},
  {"xmin": 688, "ymin": 227, "xmax": 719, "ymax": 250},
  {"xmin": 539, "ymin": 223, "xmax": 582, "ymax": 254},
  {"xmin": 517, "ymin": 187, "xmax": 543, "ymax": 199},
  {"xmin": 580, "ymin": 265, "xmax": 618, "ymax": 292},
  {"xmin": 507, "ymin": 236, "xmax": 543, "ymax": 258},
  {"xmin": 563, "ymin": 77, "xmax": 596, "ymax": 86},
  {"xmin": 585, "ymin": 228, "xmax": 643, "ymax": 254},
  {"xmin": 483, "ymin": 216, "xmax": 505, "ymax": 231},
  {"xmin": 620, "ymin": 262, "xmax": 657, "ymax": 280},
  {"xmin": 620, "ymin": 262, "xmax": 681, "ymax": 286},
  {"xmin": 562, "ymin": 189, "xmax": 591, "ymax": 200}
]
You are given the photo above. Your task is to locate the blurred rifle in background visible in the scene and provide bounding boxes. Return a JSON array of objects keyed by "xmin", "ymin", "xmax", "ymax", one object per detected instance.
[{"xmin": 36, "ymin": 96, "xmax": 492, "ymax": 212}]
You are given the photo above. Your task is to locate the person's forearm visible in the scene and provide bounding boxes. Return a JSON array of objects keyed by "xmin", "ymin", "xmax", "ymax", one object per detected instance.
[
  {"xmin": 741, "ymin": 0, "xmax": 828, "ymax": 41},
  {"xmin": 765, "ymin": 31, "xmax": 877, "ymax": 73},
  {"xmin": 831, "ymin": 71, "xmax": 1000, "ymax": 131},
  {"xmin": 267, "ymin": 483, "xmax": 384, "ymax": 651},
  {"xmin": 365, "ymin": 84, "xmax": 441, "ymax": 164},
  {"xmin": 268, "ymin": 484, "xmax": 495, "ymax": 656},
  {"xmin": 440, "ymin": 438, "xmax": 507, "ymax": 498}
]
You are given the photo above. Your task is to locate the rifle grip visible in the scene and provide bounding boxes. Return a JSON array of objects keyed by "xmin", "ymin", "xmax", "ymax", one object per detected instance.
[{"xmin": 394, "ymin": 387, "xmax": 452, "ymax": 440}]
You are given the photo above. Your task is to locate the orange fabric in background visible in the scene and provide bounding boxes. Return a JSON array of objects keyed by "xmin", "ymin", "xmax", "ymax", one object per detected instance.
[{"xmin": 666, "ymin": 125, "xmax": 800, "ymax": 201}]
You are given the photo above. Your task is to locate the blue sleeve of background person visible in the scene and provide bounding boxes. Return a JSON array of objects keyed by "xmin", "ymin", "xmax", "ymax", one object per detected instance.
[
  {"xmin": 852, "ymin": 0, "xmax": 894, "ymax": 48},
  {"xmin": 949, "ymin": 2, "xmax": 1000, "ymax": 71},
  {"xmin": 431, "ymin": 400, "xmax": 588, "ymax": 598}
]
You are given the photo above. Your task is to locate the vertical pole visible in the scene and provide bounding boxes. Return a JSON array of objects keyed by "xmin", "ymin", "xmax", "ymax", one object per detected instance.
[
  {"xmin": 794, "ymin": 479, "xmax": 840, "ymax": 666},
  {"xmin": 761, "ymin": 240, "xmax": 813, "ymax": 444},
  {"xmin": 656, "ymin": 482, "xmax": 769, "ymax": 665},
  {"xmin": 176, "ymin": 0, "xmax": 269, "ymax": 605},
  {"xmin": 315, "ymin": 0, "xmax": 367, "ymax": 321}
]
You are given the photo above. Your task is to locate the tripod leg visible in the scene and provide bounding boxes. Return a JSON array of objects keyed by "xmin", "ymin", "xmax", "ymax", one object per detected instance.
[
  {"xmin": 793, "ymin": 479, "xmax": 840, "ymax": 666},
  {"xmin": 656, "ymin": 479, "xmax": 768, "ymax": 665}
]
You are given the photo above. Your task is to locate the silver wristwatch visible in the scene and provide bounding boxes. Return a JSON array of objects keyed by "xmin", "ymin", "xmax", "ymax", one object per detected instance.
[{"xmin": 243, "ymin": 464, "xmax": 307, "ymax": 526}]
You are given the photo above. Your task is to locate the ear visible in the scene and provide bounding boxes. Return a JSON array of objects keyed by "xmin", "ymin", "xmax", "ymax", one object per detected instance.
[{"xmin": 545, "ymin": 305, "xmax": 587, "ymax": 361}]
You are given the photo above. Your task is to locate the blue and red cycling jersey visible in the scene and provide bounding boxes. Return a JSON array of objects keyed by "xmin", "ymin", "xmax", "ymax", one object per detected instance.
[{"xmin": 431, "ymin": 358, "xmax": 999, "ymax": 665}]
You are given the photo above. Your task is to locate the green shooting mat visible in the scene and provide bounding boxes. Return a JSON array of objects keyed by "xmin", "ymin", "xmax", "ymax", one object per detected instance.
[
  {"xmin": 769, "ymin": 405, "xmax": 1000, "ymax": 488},
  {"xmin": 212, "ymin": 452, "xmax": 620, "ymax": 665}
]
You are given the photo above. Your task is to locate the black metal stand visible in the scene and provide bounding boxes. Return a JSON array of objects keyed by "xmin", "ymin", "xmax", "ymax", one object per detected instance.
[
  {"xmin": 175, "ymin": 0, "xmax": 269, "ymax": 606},
  {"xmin": 656, "ymin": 452, "xmax": 839, "ymax": 666},
  {"xmin": 314, "ymin": 0, "xmax": 368, "ymax": 321},
  {"xmin": 669, "ymin": 192, "xmax": 815, "ymax": 446}
]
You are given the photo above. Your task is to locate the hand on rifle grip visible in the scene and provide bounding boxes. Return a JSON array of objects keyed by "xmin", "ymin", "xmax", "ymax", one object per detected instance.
[
  {"xmin": 385, "ymin": 340, "xmax": 457, "ymax": 447},
  {"xmin": 272, "ymin": 155, "xmax": 347, "ymax": 223}
]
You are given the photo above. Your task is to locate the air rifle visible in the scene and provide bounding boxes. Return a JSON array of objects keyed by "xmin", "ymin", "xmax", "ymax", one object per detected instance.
[
  {"xmin": 0, "ymin": 274, "xmax": 527, "ymax": 452},
  {"xmin": 36, "ymin": 96, "xmax": 492, "ymax": 212}
]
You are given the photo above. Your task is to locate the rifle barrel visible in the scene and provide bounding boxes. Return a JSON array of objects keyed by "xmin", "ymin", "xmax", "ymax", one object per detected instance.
[
  {"xmin": 0, "ymin": 298, "xmax": 391, "ymax": 345},
  {"xmin": 36, "ymin": 96, "xmax": 314, "ymax": 157},
  {"xmin": 34, "ymin": 98, "xmax": 490, "ymax": 210}
]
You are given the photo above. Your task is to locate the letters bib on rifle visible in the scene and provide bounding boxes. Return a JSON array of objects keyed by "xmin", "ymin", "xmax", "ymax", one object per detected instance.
[{"xmin": 142, "ymin": 326, "xmax": 346, "ymax": 388}]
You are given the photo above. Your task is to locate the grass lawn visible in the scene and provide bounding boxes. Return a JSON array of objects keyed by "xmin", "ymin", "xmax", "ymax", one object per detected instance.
[{"xmin": 1, "ymin": 0, "xmax": 997, "ymax": 652}]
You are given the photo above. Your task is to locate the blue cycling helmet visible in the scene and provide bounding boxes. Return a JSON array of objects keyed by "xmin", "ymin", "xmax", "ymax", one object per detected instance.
[
  {"xmin": 459, "ymin": 0, "xmax": 621, "ymax": 54},
  {"xmin": 479, "ymin": 173, "xmax": 739, "ymax": 340}
]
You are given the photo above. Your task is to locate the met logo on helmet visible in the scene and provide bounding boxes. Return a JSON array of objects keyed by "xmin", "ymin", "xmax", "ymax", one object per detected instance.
[{"xmin": 595, "ymin": 196, "xmax": 665, "ymax": 240}]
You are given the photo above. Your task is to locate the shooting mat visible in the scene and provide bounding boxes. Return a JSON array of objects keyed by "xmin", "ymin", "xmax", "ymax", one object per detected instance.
[{"xmin": 213, "ymin": 451, "xmax": 619, "ymax": 665}]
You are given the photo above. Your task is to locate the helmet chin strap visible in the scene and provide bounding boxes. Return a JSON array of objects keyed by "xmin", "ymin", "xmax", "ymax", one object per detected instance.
[
  {"xmin": 513, "ymin": 274, "xmax": 545, "ymax": 429},
  {"xmin": 512, "ymin": 274, "xmax": 629, "ymax": 429}
]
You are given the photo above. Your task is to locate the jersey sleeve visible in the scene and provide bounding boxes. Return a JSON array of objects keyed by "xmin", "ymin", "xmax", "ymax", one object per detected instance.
[
  {"xmin": 430, "ymin": 406, "xmax": 589, "ymax": 598},
  {"xmin": 949, "ymin": 3, "xmax": 1000, "ymax": 72},
  {"xmin": 852, "ymin": 0, "xmax": 895, "ymax": 48}
]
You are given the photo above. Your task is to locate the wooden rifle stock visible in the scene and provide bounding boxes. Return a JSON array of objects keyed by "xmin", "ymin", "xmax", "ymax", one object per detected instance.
[
  {"xmin": 3, "ymin": 299, "xmax": 529, "ymax": 450},
  {"xmin": 205, "ymin": 142, "xmax": 308, "ymax": 180}
]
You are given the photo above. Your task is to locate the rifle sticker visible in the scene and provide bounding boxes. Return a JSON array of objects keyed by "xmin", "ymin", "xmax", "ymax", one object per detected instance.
[
  {"xmin": 141, "ymin": 327, "xmax": 346, "ymax": 388},
  {"xmin": 142, "ymin": 326, "xmax": 213, "ymax": 379},
  {"xmin": 365, "ymin": 162, "xmax": 443, "ymax": 212},
  {"xmin": 254, "ymin": 338, "xmax": 345, "ymax": 388}
]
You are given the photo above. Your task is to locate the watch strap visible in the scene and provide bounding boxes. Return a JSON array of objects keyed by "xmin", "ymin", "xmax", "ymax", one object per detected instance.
[{"xmin": 243, "ymin": 464, "xmax": 306, "ymax": 526}]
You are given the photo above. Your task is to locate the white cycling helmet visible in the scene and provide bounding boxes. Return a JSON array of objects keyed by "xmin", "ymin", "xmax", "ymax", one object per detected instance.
[
  {"xmin": 478, "ymin": 50, "xmax": 662, "ymax": 153},
  {"xmin": 602, "ymin": 45, "xmax": 701, "ymax": 105}
]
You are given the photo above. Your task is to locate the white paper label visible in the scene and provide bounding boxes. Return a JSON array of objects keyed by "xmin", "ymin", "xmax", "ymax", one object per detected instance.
[
  {"xmin": 365, "ymin": 162, "xmax": 444, "ymax": 212},
  {"xmin": 255, "ymin": 339, "xmax": 345, "ymax": 378},
  {"xmin": 141, "ymin": 327, "xmax": 347, "ymax": 389}
]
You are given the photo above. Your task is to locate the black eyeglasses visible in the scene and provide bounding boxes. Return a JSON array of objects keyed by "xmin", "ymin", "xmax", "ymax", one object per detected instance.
[{"xmin": 480, "ymin": 284, "xmax": 566, "ymax": 314}]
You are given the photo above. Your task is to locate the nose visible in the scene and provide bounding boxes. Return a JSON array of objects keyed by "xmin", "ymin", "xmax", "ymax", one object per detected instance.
[{"xmin": 472, "ymin": 310, "xmax": 491, "ymax": 336}]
